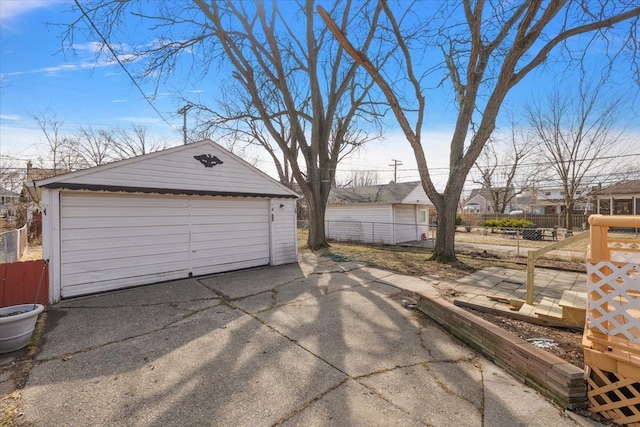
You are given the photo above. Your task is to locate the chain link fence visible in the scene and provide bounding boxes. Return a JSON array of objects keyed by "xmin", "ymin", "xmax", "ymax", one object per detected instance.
[{"xmin": 0, "ymin": 224, "xmax": 28, "ymax": 264}]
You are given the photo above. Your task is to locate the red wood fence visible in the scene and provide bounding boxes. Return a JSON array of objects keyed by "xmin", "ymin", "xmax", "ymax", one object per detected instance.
[{"xmin": 0, "ymin": 259, "xmax": 49, "ymax": 308}]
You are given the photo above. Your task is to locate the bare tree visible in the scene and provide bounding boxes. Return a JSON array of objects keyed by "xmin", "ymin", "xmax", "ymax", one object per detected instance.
[
  {"xmin": 75, "ymin": 126, "xmax": 116, "ymax": 167},
  {"xmin": 191, "ymin": 84, "xmax": 297, "ymax": 188},
  {"xmin": 66, "ymin": 0, "xmax": 387, "ymax": 249},
  {"xmin": 335, "ymin": 170, "xmax": 380, "ymax": 188},
  {"xmin": 0, "ymin": 159, "xmax": 24, "ymax": 195},
  {"xmin": 320, "ymin": 1, "xmax": 639, "ymax": 261},
  {"xmin": 31, "ymin": 111, "xmax": 83, "ymax": 172},
  {"xmin": 113, "ymin": 125, "xmax": 169, "ymax": 160},
  {"xmin": 472, "ymin": 125, "xmax": 540, "ymax": 213},
  {"xmin": 527, "ymin": 80, "xmax": 627, "ymax": 229}
]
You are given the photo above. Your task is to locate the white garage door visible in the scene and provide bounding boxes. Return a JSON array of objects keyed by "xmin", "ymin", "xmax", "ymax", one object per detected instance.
[{"xmin": 60, "ymin": 193, "xmax": 270, "ymax": 297}]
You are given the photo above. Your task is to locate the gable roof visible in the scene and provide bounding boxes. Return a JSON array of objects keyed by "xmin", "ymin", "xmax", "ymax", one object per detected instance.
[
  {"xmin": 328, "ymin": 181, "xmax": 428, "ymax": 205},
  {"xmin": 36, "ymin": 139, "xmax": 298, "ymax": 199},
  {"xmin": 594, "ymin": 180, "xmax": 640, "ymax": 196}
]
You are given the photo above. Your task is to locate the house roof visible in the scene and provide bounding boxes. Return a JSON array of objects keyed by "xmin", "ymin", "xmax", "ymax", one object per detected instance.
[
  {"xmin": 36, "ymin": 139, "xmax": 299, "ymax": 199},
  {"xmin": 328, "ymin": 181, "xmax": 424, "ymax": 205},
  {"xmin": 594, "ymin": 180, "xmax": 640, "ymax": 196}
]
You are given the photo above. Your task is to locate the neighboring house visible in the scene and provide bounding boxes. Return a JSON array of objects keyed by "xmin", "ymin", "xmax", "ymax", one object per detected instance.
[
  {"xmin": 36, "ymin": 139, "xmax": 298, "ymax": 302},
  {"xmin": 593, "ymin": 180, "xmax": 640, "ymax": 215},
  {"xmin": 463, "ymin": 187, "xmax": 519, "ymax": 214},
  {"xmin": 529, "ymin": 187, "xmax": 590, "ymax": 215},
  {"xmin": 325, "ymin": 181, "xmax": 432, "ymax": 245},
  {"xmin": 462, "ymin": 187, "xmax": 517, "ymax": 214},
  {"xmin": 0, "ymin": 188, "xmax": 19, "ymax": 219}
]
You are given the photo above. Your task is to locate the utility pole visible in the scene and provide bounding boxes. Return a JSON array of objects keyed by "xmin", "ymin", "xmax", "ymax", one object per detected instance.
[
  {"xmin": 389, "ymin": 159, "xmax": 403, "ymax": 183},
  {"xmin": 177, "ymin": 104, "xmax": 193, "ymax": 145}
]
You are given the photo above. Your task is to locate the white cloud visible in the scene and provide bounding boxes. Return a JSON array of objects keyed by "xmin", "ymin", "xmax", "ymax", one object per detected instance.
[
  {"xmin": 0, "ymin": 114, "xmax": 22, "ymax": 121},
  {"xmin": 0, "ymin": 0, "xmax": 60, "ymax": 22}
]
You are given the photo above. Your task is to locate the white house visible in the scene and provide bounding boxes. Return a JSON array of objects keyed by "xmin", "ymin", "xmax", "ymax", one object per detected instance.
[
  {"xmin": 36, "ymin": 139, "xmax": 298, "ymax": 302},
  {"xmin": 325, "ymin": 181, "xmax": 432, "ymax": 245}
]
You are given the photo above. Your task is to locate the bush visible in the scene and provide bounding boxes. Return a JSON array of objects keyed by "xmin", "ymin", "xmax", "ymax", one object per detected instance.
[
  {"xmin": 482, "ymin": 218, "xmax": 534, "ymax": 228},
  {"xmin": 455, "ymin": 214, "xmax": 462, "ymax": 225}
]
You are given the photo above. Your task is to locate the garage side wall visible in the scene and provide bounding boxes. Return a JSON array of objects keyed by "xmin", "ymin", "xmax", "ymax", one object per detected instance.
[
  {"xmin": 40, "ymin": 188, "xmax": 61, "ymax": 303},
  {"xmin": 270, "ymin": 199, "xmax": 298, "ymax": 265},
  {"xmin": 325, "ymin": 205, "xmax": 393, "ymax": 244}
]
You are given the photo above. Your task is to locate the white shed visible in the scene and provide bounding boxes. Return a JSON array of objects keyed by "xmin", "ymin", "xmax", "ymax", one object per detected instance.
[
  {"xmin": 325, "ymin": 181, "xmax": 432, "ymax": 245},
  {"xmin": 36, "ymin": 139, "xmax": 298, "ymax": 302}
]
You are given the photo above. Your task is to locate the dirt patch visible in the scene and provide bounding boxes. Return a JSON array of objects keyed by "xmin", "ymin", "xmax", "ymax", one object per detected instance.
[{"xmin": 463, "ymin": 307, "xmax": 585, "ymax": 368}]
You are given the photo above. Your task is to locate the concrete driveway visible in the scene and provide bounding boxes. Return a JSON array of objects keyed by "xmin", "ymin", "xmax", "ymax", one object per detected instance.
[{"xmin": 21, "ymin": 254, "xmax": 586, "ymax": 426}]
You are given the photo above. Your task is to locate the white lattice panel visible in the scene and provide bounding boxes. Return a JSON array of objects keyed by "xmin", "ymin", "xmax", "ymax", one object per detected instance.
[
  {"xmin": 609, "ymin": 240, "xmax": 640, "ymax": 264},
  {"xmin": 587, "ymin": 261, "xmax": 640, "ymax": 344}
]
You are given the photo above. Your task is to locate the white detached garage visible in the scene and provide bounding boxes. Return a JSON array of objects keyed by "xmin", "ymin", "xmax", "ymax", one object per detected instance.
[{"xmin": 37, "ymin": 139, "xmax": 298, "ymax": 302}]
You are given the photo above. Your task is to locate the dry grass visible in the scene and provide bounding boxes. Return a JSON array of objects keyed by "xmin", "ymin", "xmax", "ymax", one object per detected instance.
[{"xmin": 298, "ymin": 229, "xmax": 543, "ymax": 279}]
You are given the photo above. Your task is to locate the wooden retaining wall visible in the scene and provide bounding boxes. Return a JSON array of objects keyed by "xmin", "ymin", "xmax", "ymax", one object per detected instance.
[
  {"xmin": 417, "ymin": 292, "xmax": 586, "ymax": 410},
  {"xmin": 0, "ymin": 259, "xmax": 49, "ymax": 308}
]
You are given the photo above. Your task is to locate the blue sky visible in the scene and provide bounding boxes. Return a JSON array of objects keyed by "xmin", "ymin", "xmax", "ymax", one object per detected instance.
[
  {"xmin": 1, "ymin": 1, "xmax": 638, "ymax": 190},
  {"xmin": 1, "ymin": 1, "xmax": 182, "ymax": 160}
]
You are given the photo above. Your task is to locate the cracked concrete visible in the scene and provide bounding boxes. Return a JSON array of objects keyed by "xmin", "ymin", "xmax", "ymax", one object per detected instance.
[{"xmin": 19, "ymin": 255, "xmax": 590, "ymax": 426}]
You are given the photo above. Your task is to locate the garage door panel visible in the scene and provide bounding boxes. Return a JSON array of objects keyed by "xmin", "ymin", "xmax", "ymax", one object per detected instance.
[
  {"xmin": 63, "ymin": 254, "xmax": 188, "ymax": 285},
  {"xmin": 60, "ymin": 194, "xmax": 272, "ymax": 297},
  {"xmin": 191, "ymin": 229, "xmax": 269, "ymax": 244},
  {"xmin": 61, "ymin": 194, "xmax": 191, "ymax": 295},
  {"xmin": 190, "ymin": 199, "xmax": 269, "ymax": 273},
  {"xmin": 62, "ymin": 216, "xmax": 189, "ymax": 229},
  {"xmin": 62, "ymin": 242, "xmax": 191, "ymax": 263},
  {"xmin": 61, "ymin": 227, "xmax": 189, "ymax": 242},
  {"xmin": 62, "ymin": 233, "xmax": 190, "ymax": 252}
]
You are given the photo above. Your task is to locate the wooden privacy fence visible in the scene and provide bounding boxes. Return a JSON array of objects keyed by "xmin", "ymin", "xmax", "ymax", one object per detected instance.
[
  {"xmin": 0, "ymin": 259, "xmax": 49, "ymax": 308},
  {"xmin": 584, "ymin": 214, "xmax": 640, "ymax": 426}
]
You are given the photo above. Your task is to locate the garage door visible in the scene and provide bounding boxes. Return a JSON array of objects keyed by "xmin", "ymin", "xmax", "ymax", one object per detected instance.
[{"xmin": 60, "ymin": 193, "xmax": 270, "ymax": 297}]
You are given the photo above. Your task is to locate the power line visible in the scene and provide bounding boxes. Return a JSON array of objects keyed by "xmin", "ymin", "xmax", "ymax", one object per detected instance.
[{"xmin": 73, "ymin": 0, "xmax": 177, "ymax": 132}]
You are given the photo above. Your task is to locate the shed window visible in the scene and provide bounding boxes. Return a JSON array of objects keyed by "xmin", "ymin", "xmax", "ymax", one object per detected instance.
[
  {"xmin": 419, "ymin": 209, "xmax": 427, "ymax": 223},
  {"xmin": 599, "ymin": 199, "xmax": 610, "ymax": 215}
]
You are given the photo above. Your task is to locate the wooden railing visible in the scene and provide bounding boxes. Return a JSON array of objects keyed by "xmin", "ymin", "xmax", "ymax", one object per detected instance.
[
  {"xmin": 583, "ymin": 214, "xmax": 640, "ymax": 425},
  {"xmin": 585, "ymin": 215, "xmax": 640, "ymax": 347},
  {"xmin": 525, "ymin": 231, "xmax": 589, "ymax": 304}
]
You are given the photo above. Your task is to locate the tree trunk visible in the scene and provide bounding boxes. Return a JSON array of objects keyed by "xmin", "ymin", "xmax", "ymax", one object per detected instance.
[
  {"xmin": 432, "ymin": 189, "xmax": 461, "ymax": 262},
  {"xmin": 304, "ymin": 187, "xmax": 330, "ymax": 250},
  {"xmin": 433, "ymin": 209, "xmax": 456, "ymax": 261},
  {"xmin": 565, "ymin": 201, "xmax": 574, "ymax": 231}
]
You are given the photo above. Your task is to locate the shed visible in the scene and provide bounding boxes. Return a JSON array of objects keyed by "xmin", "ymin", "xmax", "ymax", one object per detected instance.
[
  {"xmin": 36, "ymin": 139, "xmax": 298, "ymax": 302},
  {"xmin": 325, "ymin": 181, "xmax": 432, "ymax": 244}
]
